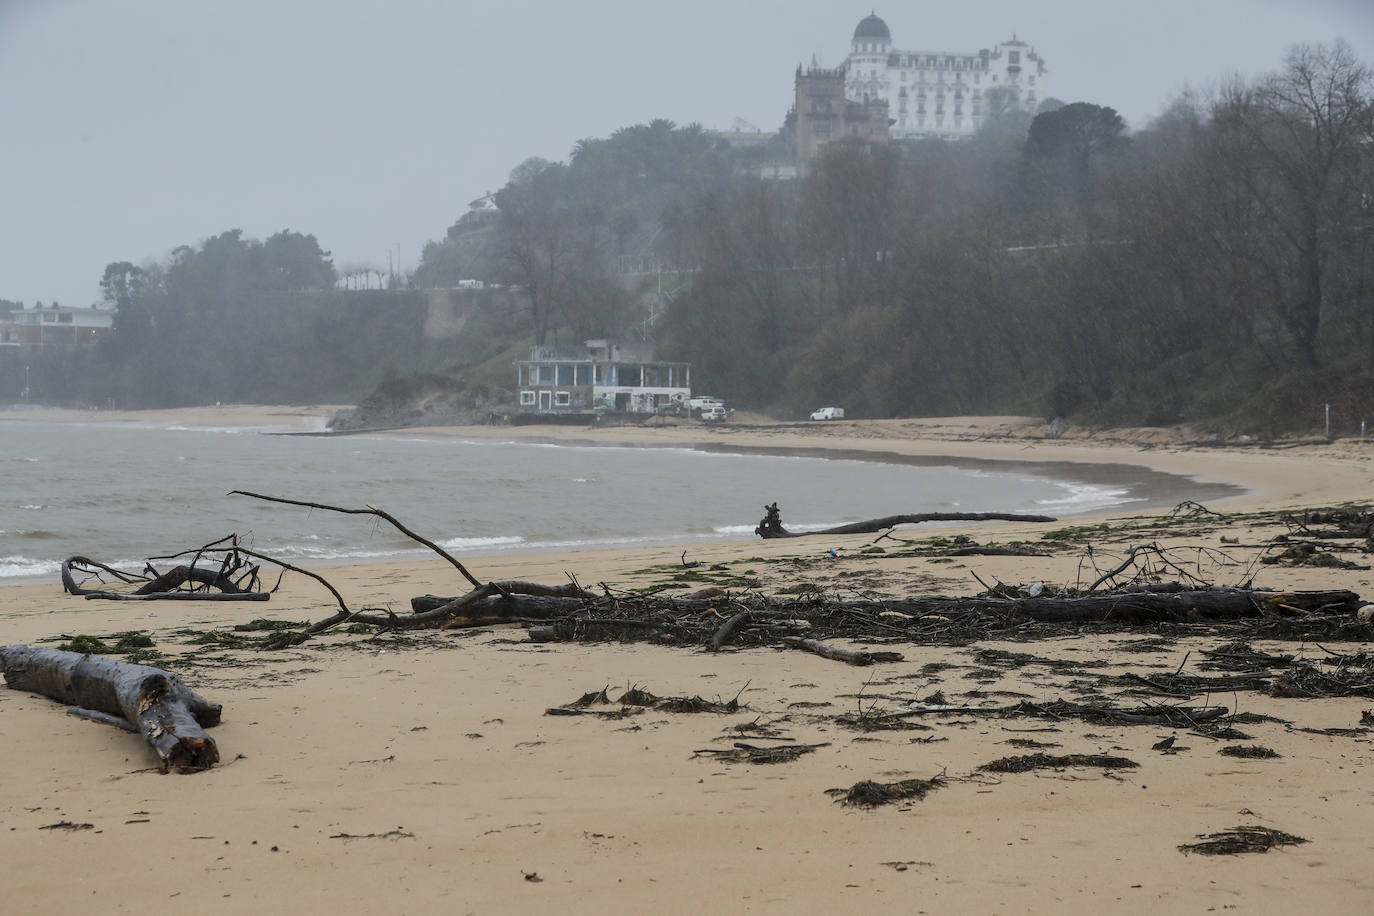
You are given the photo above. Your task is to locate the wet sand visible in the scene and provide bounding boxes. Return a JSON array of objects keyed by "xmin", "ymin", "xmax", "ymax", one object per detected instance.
[{"xmin": 2, "ymin": 408, "xmax": 1372, "ymax": 913}]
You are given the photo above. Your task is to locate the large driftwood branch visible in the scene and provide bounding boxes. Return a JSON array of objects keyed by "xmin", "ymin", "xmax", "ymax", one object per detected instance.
[
  {"xmin": 0, "ymin": 646, "xmax": 221, "ymax": 771},
  {"xmin": 229, "ymin": 490, "xmax": 484, "ymax": 589},
  {"xmin": 754, "ymin": 502, "xmax": 1056, "ymax": 538}
]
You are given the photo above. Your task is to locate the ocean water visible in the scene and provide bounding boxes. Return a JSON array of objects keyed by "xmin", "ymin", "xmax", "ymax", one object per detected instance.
[{"xmin": 0, "ymin": 420, "xmax": 1234, "ymax": 584}]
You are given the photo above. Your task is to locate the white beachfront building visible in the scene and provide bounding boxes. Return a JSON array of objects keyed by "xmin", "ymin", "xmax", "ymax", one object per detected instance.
[
  {"xmin": 844, "ymin": 12, "xmax": 1047, "ymax": 140},
  {"xmin": 515, "ymin": 339, "xmax": 691, "ymax": 416}
]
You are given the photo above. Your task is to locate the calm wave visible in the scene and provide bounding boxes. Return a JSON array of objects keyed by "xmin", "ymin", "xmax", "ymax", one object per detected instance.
[{"xmin": 0, "ymin": 420, "xmax": 1234, "ymax": 583}]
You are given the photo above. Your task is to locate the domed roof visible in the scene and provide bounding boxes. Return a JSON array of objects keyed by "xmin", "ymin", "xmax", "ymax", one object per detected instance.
[{"xmin": 853, "ymin": 13, "xmax": 890, "ymax": 41}]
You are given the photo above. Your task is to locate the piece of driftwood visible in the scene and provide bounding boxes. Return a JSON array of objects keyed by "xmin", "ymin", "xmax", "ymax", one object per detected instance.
[
  {"xmin": 62, "ymin": 540, "xmax": 270, "ymax": 601},
  {"xmin": 256, "ymin": 582, "xmax": 1365, "ymax": 649},
  {"xmin": 780, "ymin": 636, "xmax": 904, "ymax": 665},
  {"xmin": 227, "ymin": 491, "xmax": 604, "ymax": 646},
  {"xmin": 708, "ymin": 609, "xmax": 779, "ymax": 651},
  {"xmin": 0, "ymin": 646, "xmax": 221, "ymax": 770},
  {"xmin": 754, "ymin": 502, "xmax": 1056, "ymax": 538}
]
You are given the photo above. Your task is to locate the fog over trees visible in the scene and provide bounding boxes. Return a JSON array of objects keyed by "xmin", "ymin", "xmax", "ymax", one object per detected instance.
[{"xmin": 4, "ymin": 40, "xmax": 1370, "ymax": 433}]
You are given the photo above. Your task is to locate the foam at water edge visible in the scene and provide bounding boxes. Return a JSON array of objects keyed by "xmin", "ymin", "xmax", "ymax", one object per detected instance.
[
  {"xmin": 438, "ymin": 535, "xmax": 527, "ymax": 551},
  {"xmin": 1035, "ymin": 483, "xmax": 1142, "ymax": 513},
  {"xmin": 0, "ymin": 556, "xmax": 55, "ymax": 579}
]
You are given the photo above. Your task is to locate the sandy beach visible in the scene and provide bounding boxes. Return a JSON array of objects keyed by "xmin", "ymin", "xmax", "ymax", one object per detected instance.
[{"xmin": 2, "ymin": 408, "xmax": 1372, "ymax": 914}]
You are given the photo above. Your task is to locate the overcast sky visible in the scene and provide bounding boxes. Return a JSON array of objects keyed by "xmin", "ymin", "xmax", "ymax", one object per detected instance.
[{"xmin": 2, "ymin": 0, "xmax": 1371, "ymax": 309}]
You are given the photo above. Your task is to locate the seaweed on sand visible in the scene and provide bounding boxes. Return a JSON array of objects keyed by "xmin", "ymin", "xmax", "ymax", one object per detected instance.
[
  {"xmin": 828, "ymin": 775, "xmax": 946, "ymax": 807},
  {"xmin": 1218, "ymin": 745, "xmax": 1281, "ymax": 759},
  {"xmin": 979, "ymin": 753, "xmax": 1139, "ymax": 773},
  {"xmin": 1178, "ymin": 826, "xmax": 1308, "ymax": 856}
]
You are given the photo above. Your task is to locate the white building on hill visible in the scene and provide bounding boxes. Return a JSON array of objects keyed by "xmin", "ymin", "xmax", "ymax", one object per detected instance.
[{"xmin": 845, "ymin": 12, "xmax": 1047, "ymax": 140}]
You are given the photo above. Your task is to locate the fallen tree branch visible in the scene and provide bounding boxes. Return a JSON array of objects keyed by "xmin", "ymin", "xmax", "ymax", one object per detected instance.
[
  {"xmin": 754, "ymin": 502, "xmax": 1055, "ymax": 538},
  {"xmin": 229, "ymin": 490, "xmax": 485, "ymax": 589},
  {"xmin": 0, "ymin": 646, "xmax": 221, "ymax": 770}
]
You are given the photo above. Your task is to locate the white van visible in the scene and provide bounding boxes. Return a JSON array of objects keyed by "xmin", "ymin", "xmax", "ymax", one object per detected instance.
[{"xmin": 810, "ymin": 407, "xmax": 845, "ymax": 421}]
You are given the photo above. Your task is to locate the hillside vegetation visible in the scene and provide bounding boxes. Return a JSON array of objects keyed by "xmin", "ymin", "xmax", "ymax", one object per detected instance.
[
  {"xmin": 5, "ymin": 42, "xmax": 1369, "ymax": 437},
  {"xmin": 413, "ymin": 42, "xmax": 1374, "ymax": 436}
]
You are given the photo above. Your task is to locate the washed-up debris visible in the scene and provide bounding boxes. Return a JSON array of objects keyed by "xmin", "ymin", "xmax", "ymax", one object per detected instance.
[
  {"xmin": 546, "ymin": 684, "xmax": 745, "ymax": 717},
  {"xmin": 1179, "ymin": 825, "xmax": 1308, "ymax": 856},
  {"xmin": 1270, "ymin": 662, "xmax": 1374, "ymax": 698},
  {"xmin": 978, "ymin": 753, "xmax": 1139, "ymax": 773},
  {"xmin": 1219, "ymin": 745, "xmax": 1281, "ymax": 759},
  {"xmin": 827, "ymin": 776, "xmax": 946, "ymax": 807},
  {"xmin": 693, "ymin": 742, "xmax": 829, "ymax": 764}
]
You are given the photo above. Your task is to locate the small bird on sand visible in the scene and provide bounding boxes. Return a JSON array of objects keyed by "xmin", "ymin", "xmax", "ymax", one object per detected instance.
[{"xmin": 1152, "ymin": 735, "xmax": 1176, "ymax": 751}]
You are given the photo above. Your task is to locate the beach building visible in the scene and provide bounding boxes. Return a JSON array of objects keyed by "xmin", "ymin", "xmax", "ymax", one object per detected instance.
[
  {"xmin": 844, "ymin": 12, "xmax": 1047, "ymax": 141},
  {"xmin": 515, "ymin": 339, "xmax": 691, "ymax": 418},
  {"xmin": 0, "ymin": 303, "xmax": 115, "ymax": 347}
]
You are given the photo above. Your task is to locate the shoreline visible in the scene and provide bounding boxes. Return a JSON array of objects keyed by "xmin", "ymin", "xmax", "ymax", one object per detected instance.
[
  {"xmin": 3, "ymin": 406, "xmax": 1373, "ymax": 913},
  {"xmin": 0, "ymin": 407, "xmax": 1270, "ymax": 589}
]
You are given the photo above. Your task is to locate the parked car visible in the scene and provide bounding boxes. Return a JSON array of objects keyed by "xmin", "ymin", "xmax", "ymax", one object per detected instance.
[
  {"xmin": 688, "ymin": 395, "xmax": 724, "ymax": 412},
  {"xmin": 810, "ymin": 406, "xmax": 845, "ymax": 420},
  {"xmin": 700, "ymin": 405, "xmax": 728, "ymax": 422}
]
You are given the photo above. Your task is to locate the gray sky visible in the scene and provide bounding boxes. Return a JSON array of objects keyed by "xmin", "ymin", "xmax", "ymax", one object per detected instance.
[{"xmin": 2, "ymin": 0, "xmax": 1371, "ymax": 309}]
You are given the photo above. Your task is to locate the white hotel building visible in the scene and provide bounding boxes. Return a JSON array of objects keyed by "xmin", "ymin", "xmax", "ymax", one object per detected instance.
[{"xmin": 844, "ymin": 12, "xmax": 1047, "ymax": 140}]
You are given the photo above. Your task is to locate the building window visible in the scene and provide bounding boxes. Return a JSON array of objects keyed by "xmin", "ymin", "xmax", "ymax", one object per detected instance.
[
  {"xmin": 556, "ymin": 364, "xmax": 573, "ymax": 386},
  {"xmin": 554, "ymin": 391, "xmax": 571, "ymax": 407},
  {"xmin": 538, "ymin": 365, "xmax": 554, "ymax": 385},
  {"xmin": 575, "ymin": 364, "xmax": 592, "ymax": 386},
  {"xmin": 520, "ymin": 391, "xmax": 536, "ymax": 406}
]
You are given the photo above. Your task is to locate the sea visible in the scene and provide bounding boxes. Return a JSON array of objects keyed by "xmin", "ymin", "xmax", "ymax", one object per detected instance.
[{"xmin": 0, "ymin": 418, "xmax": 1239, "ymax": 584}]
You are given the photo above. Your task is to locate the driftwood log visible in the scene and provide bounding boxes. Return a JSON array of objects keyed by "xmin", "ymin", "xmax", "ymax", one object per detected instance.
[
  {"xmin": 353, "ymin": 587, "xmax": 1363, "ymax": 639},
  {"xmin": 0, "ymin": 646, "xmax": 221, "ymax": 770},
  {"xmin": 754, "ymin": 502, "xmax": 1056, "ymax": 538}
]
